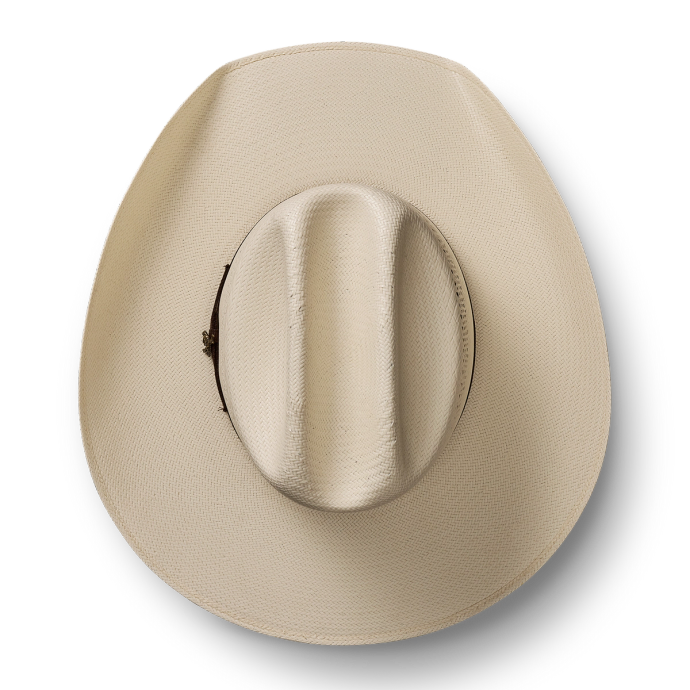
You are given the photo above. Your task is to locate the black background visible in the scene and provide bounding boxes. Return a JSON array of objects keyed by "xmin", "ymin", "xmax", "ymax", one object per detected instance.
[{"xmin": 60, "ymin": 33, "xmax": 636, "ymax": 656}]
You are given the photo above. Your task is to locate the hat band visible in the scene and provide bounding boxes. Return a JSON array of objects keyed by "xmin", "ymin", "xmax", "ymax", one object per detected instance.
[{"xmin": 202, "ymin": 263, "xmax": 230, "ymax": 413}]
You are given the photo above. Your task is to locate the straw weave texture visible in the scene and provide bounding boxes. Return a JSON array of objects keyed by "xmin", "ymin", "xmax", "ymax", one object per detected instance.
[
  {"xmin": 219, "ymin": 184, "xmax": 473, "ymax": 511},
  {"xmin": 79, "ymin": 43, "xmax": 610, "ymax": 644}
]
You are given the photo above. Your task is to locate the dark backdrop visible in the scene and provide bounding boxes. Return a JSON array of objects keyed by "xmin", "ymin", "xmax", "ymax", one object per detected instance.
[{"xmin": 61, "ymin": 33, "xmax": 632, "ymax": 656}]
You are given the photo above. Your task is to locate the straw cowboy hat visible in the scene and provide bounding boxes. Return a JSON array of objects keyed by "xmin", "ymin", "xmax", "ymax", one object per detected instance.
[{"xmin": 79, "ymin": 42, "xmax": 610, "ymax": 644}]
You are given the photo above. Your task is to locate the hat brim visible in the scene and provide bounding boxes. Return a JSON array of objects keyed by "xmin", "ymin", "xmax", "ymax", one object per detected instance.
[{"xmin": 80, "ymin": 42, "xmax": 610, "ymax": 644}]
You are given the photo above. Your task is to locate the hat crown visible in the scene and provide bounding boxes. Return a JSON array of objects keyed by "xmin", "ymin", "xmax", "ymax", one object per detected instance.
[{"xmin": 219, "ymin": 184, "xmax": 473, "ymax": 511}]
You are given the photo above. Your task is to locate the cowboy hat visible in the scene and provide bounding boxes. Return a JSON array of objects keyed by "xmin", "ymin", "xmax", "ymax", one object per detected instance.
[{"xmin": 79, "ymin": 42, "xmax": 610, "ymax": 644}]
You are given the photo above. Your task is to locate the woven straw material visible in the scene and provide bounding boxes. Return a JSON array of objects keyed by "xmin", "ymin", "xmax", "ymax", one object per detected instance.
[
  {"xmin": 220, "ymin": 184, "xmax": 474, "ymax": 511},
  {"xmin": 80, "ymin": 43, "xmax": 610, "ymax": 644}
]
